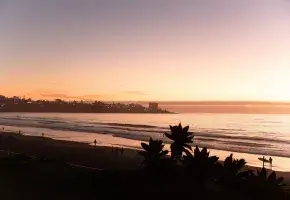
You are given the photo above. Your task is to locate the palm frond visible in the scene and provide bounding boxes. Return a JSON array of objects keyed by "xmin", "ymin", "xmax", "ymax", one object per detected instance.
[{"xmin": 141, "ymin": 143, "xmax": 149, "ymax": 151}]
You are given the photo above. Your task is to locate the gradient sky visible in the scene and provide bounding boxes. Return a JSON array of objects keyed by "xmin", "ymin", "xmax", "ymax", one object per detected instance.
[{"xmin": 1, "ymin": 0, "xmax": 290, "ymax": 101}]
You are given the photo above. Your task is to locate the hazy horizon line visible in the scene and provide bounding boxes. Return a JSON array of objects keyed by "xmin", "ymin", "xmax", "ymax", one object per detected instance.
[
  {"xmin": 3, "ymin": 95, "xmax": 290, "ymax": 104},
  {"xmin": 118, "ymin": 100, "xmax": 290, "ymax": 105}
]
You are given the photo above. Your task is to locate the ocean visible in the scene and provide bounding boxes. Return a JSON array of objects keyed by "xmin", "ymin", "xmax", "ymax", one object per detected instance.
[{"xmin": 0, "ymin": 112, "xmax": 290, "ymax": 170}]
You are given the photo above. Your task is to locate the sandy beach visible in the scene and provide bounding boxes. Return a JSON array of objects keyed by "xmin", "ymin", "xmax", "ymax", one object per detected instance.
[
  {"xmin": 0, "ymin": 130, "xmax": 290, "ymax": 200},
  {"xmin": 0, "ymin": 130, "xmax": 290, "ymax": 186},
  {"xmin": 0, "ymin": 131, "xmax": 142, "ymax": 170}
]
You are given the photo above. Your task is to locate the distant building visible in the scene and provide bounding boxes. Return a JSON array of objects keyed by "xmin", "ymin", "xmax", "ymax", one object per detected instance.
[{"xmin": 148, "ymin": 102, "xmax": 159, "ymax": 112}]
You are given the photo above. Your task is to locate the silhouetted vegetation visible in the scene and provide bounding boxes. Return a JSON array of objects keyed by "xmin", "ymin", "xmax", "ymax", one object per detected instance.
[
  {"xmin": 183, "ymin": 146, "xmax": 219, "ymax": 183},
  {"xmin": 217, "ymin": 154, "xmax": 249, "ymax": 190},
  {"xmin": 165, "ymin": 123, "xmax": 194, "ymax": 159},
  {"xmin": 246, "ymin": 168, "xmax": 286, "ymax": 199},
  {"xmin": 139, "ymin": 123, "xmax": 289, "ymax": 199},
  {"xmin": 0, "ymin": 123, "xmax": 289, "ymax": 199},
  {"xmin": 139, "ymin": 138, "xmax": 169, "ymax": 170},
  {"xmin": 0, "ymin": 95, "xmax": 170, "ymax": 113}
]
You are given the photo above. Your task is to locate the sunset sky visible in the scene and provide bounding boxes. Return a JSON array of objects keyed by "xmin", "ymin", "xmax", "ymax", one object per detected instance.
[{"xmin": 1, "ymin": 0, "xmax": 290, "ymax": 101}]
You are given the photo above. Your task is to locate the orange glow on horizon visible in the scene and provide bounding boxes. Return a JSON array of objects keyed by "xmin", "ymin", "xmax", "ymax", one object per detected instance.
[{"xmin": 1, "ymin": 1, "xmax": 290, "ymax": 101}]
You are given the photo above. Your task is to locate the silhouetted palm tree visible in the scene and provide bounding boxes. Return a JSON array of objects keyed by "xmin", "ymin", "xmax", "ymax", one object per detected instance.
[
  {"xmin": 217, "ymin": 154, "xmax": 249, "ymax": 190},
  {"xmin": 165, "ymin": 123, "xmax": 194, "ymax": 159},
  {"xmin": 246, "ymin": 167, "xmax": 286, "ymax": 199},
  {"xmin": 183, "ymin": 146, "xmax": 219, "ymax": 182},
  {"xmin": 139, "ymin": 138, "xmax": 169, "ymax": 170},
  {"xmin": 248, "ymin": 167, "xmax": 285, "ymax": 188}
]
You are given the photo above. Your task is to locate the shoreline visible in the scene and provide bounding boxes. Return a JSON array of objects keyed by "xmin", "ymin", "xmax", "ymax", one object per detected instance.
[
  {"xmin": 1, "ymin": 124, "xmax": 290, "ymax": 172},
  {"xmin": 1, "ymin": 122, "xmax": 289, "ymax": 159},
  {"xmin": 0, "ymin": 130, "xmax": 288, "ymax": 171},
  {"xmin": 1, "ymin": 113, "xmax": 290, "ymax": 161}
]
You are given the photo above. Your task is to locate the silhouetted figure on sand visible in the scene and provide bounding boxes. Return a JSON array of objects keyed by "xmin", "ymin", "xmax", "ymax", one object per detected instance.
[
  {"xmin": 262, "ymin": 156, "xmax": 265, "ymax": 168},
  {"xmin": 269, "ymin": 157, "xmax": 273, "ymax": 168},
  {"xmin": 94, "ymin": 139, "xmax": 97, "ymax": 147}
]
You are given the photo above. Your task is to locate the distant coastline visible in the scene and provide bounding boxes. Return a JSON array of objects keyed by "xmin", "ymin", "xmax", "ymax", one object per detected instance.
[
  {"xmin": 0, "ymin": 95, "xmax": 171, "ymax": 114},
  {"xmin": 2, "ymin": 95, "xmax": 290, "ymax": 114}
]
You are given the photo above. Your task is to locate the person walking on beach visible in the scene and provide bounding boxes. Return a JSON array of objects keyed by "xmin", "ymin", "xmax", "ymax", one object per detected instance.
[{"xmin": 94, "ymin": 139, "xmax": 97, "ymax": 147}]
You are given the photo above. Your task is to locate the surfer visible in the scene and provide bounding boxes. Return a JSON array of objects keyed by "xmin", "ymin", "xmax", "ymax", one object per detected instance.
[
  {"xmin": 258, "ymin": 156, "xmax": 273, "ymax": 168},
  {"xmin": 262, "ymin": 156, "xmax": 265, "ymax": 168},
  {"xmin": 269, "ymin": 157, "xmax": 273, "ymax": 167}
]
